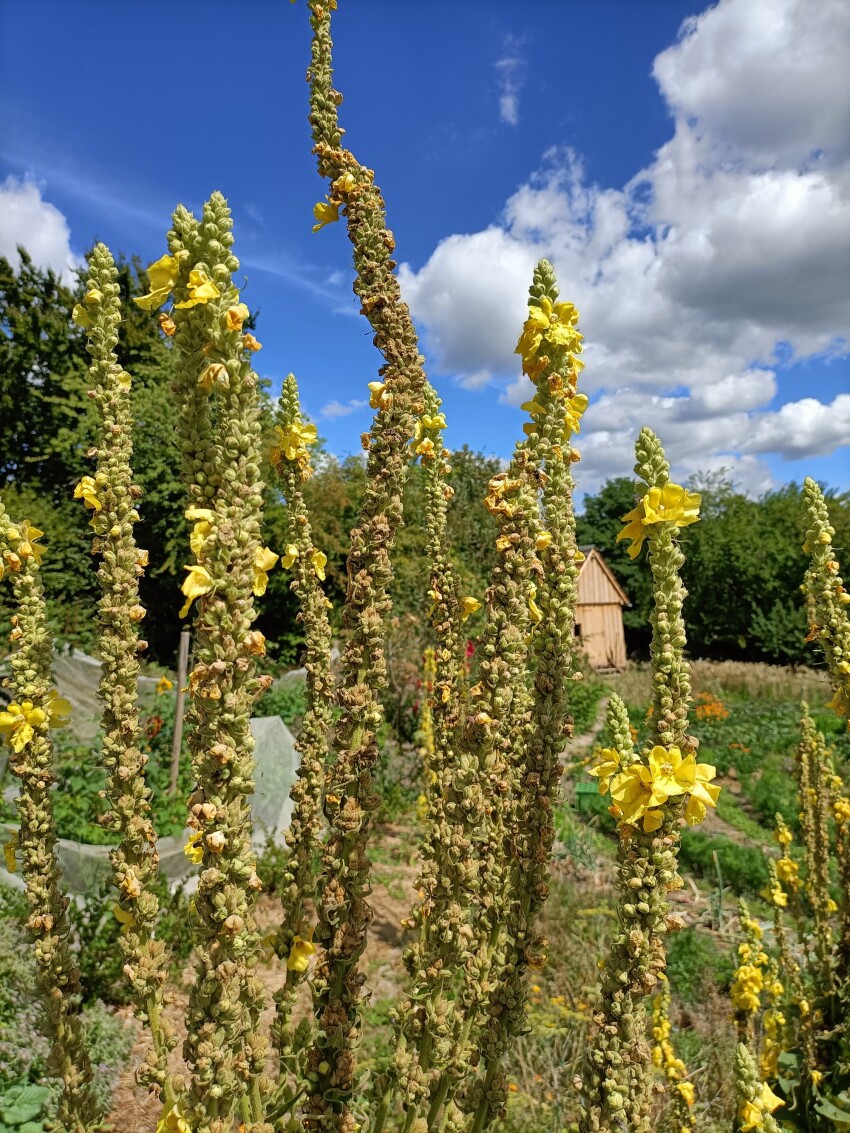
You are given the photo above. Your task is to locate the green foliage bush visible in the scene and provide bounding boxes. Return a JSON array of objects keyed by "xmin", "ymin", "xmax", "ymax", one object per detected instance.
[
  {"xmin": 666, "ymin": 927, "xmax": 735, "ymax": 1004},
  {"xmin": 678, "ymin": 830, "xmax": 770, "ymax": 896}
]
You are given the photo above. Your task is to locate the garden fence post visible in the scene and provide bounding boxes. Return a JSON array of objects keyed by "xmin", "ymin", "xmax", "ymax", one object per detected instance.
[{"xmin": 169, "ymin": 628, "xmax": 190, "ymax": 794}]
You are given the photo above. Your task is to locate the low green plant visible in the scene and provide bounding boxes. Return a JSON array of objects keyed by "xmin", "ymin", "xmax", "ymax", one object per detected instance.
[
  {"xmin": 666, "ymin": 928, "xmax": 734, "ymax": 1004},
  {"xmin": 678, "ymin": 831, "xmax": 770, "ymax": 896}
]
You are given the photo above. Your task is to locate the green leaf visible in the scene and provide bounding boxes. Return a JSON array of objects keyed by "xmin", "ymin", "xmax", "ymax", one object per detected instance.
[
  {"xmin": 816, "ymin": 1096, "xmax": 850, "ymax": 1126},
  {"xmin": 1, "ymin": 1084, "xmax": 49, "ymax": 1124}
]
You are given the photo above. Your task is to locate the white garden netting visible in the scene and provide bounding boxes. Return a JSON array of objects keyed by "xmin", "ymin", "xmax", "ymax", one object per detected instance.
[{"xmin": 1, "ymin": 715, "xmax": 299, "ymax": 895}]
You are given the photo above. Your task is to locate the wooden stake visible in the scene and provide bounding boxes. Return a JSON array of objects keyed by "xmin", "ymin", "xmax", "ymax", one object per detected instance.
[{"xmin": 169, "ymin": 629, "xmax": 190, "ymax": 794}]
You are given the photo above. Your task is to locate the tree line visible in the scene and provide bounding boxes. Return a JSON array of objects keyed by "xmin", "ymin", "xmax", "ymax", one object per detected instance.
[{"xmin": 1, "ymin": 249, "xmax": 846, "ymax": 670}]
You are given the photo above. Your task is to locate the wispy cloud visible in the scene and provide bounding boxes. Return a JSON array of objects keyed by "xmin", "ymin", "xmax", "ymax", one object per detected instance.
[
  {"xmin": 320, "ymin": 398, "xmax": 367, "ymax": 419},
  {"xmin": 495, "ymin": 35, "xmax": 526, "ymax": 127}
]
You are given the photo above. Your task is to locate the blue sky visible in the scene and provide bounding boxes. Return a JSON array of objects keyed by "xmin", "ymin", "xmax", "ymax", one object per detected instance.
[{"xmin": 1, "ymin": 0, "xmax": 848, "ymax": 499}]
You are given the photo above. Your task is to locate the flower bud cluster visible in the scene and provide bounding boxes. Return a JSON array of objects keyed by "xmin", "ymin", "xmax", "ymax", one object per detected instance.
[
  {"xmin": 268, "ymin": 375, "xmax": 334, "ymax": 1096},
  {"xmin": 304, "ymin": 4, "xmax": 428, "ymax": 1127},
  {"xmin": 77, "ymin": 244, "xmax": 177, "ymax": 1103},
  {"xmin": 167, "ymin": 192, "xmax": 270, "ymax": 1130},
  {"xmin": 0, "ymin": 502, "xmax": 98, "ymax": 1131},
  {"xmin": 802, "ymin": 478, "xmax": 850, "ymax": 721}
]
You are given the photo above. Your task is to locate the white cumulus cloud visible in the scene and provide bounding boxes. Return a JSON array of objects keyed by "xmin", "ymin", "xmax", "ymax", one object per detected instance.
[
  {"xmin": 398, "ymin": 0, "xmax": 850, "ymax": 493},
  {"xmin": 494, "ymin": 36, "xmax": 526, "ymax": 127},
  {"xmin": 0, "ymin": 176, "xmax": 81, "ymax": 282},
  {"xmin": 320, "ymin": 398, "xmax": 367, "ymax": 419}
]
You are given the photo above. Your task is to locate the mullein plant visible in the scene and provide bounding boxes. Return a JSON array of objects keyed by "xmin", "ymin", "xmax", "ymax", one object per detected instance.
[
  {"xmin": 0, "ymin": 506, "xmax": 97, "ymax": 1133},
  {"xmin": 304, "ymin": 2, "xmax": 430, "ymax": 1128},
  {"xmin": 73, "ymin": 246, "xmax": 177, "ymax": 1105},
  {"xmin": 581, "ymin": 430, "xmax": 719, "ymax": 1133},
  {"xmin": 267, "ymin": 374, "xmax": 334, "ymax": 1109}
]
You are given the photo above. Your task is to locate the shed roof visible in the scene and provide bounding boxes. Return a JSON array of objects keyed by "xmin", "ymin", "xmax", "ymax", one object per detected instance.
[{"xmin": 577, "ymin": 546, "xmax": 630, "ymax": 607}]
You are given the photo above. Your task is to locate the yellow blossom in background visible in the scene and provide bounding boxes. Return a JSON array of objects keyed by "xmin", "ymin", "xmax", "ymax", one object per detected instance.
[
  {"xmin": 253, "ymin": 546, "xmax": 279, "ymax": 596},
  {"xmin": 174, "ymin": 268, "xmax": 220, "ymax": 309},
  {"xmin": 461, "ymin": 596, "xmax": 482, "ymax": 622},
  {"xmin": 311, "ymin": 549, "xmax": 327, "ymax": 581},
  {"xmin": 731, "ymin": 963, "xmax": 764, "ymax": 1015},
  {"xmin": 158, "ymin": 313, "xmax": 176, "ymax": 337},
  {"xmin": 588, "ymin": 748, "xmax": 621, "ymax": 795},
  {"xmin": 281, "ymin": 544, "xmax": 299, "ymax": 569},
  {"xmin": 775, "ymin": 857, "xmax": 799, "ymax": 888},
  {"xmin": 179, "ymin": 564, "xmax": 214, "ymax": 619},
  {"xmin": 275, "ymin": 421, "xmax": 318, "ymax": 462},
  {"xmin": 46, "ymin": 691, "xmax": 72, "ymax": 728},
  {"xmin": 225, "ymin": 303, "xmax": 250, "ymax": 331},
  {"xmin": 74, "ymin": 475, "xmax": 102, "ymax": 512},
  {"xmin": 617, "ymin": 483, "xmax": 702, "ymax": 559},
  {"xmin": 528, "ymin": 584, "xmax": 542, "ymax": 624},
  {"xmin": 156, "ymin": 677, "xmax": 174, "ymax": 695},
  {"xmin": 416, "ymin": 793, "xmax": 429, "ymax": 821},
  {"xmin": 312, "ymin": 198, "xmax": 340, "ymax": 231},
  {"xmin": 183, "ymin": 832, "xmax": 204, "ymax": 865},
  {"xmin": 134, "ymin": 253, "xmax": 179, "ymax": 311},
  {"xmin": 3, "ymin": 832, "xmax": 18, "ymax": 873},
  {"xmin": 243, "ymin": 333, "xmax": 262, "ymax": 352},
  {"xmin": 287, "ymin": 935, "xmax": 316, "ymax": 972},
  {"xmin": 536, "ymin": 531, "xmax": 552, "ymax": 551}
]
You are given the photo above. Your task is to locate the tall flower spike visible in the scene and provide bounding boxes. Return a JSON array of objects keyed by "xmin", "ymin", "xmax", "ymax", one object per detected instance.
[
  {"xmin": 78, "ymin": 244, "xmax": 177, "ymax": 1105},
  {"xmin": 168, "ymin": 193, "xmax": 270, "ymax": 1131},
  {"xmin": 651, "ymin": 976, "xmax": 697, "ymax": 1131},
  {"xmin": 0, "ymin": 501, "xmax": 99, "ymax": 1131},
  {"xmin": 305, "ymin": 4, "xmax": 429, "ymax": 1127},
  {"xmin": 802, "ymin": 477, "xmax": 850, "ymax": 722},
  {"xmin": 268, "ymin": 375, "xmax": 335, "ymax": 1101},
  {"xmin": 371, "ymin": 380, "xmax": 467, "ymax": 1131},
  {"xmin": 580, "ymin": 430, "xmax": 706, "ymax": 1133},
  {"xmin": 468, "ymin": 260, "xmax": 584, "ymax": 1133},
  {"xmin": 794, "ymin": 708, "xmax": 834, "ymax": 994}
]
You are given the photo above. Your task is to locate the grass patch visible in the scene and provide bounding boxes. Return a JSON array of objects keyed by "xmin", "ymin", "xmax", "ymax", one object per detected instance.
[{"xmin": 679, "ymin": 830, "xmax": 770, "ymax": 897}]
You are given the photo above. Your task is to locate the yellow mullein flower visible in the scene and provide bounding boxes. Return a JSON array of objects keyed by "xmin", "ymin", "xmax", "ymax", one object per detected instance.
[
  {"xmin": 536, "ymin": 531, "xmax": 552, "ymax": 551},
  {"xmin": 564, "ymin": 393, "xmax": 589, "ymax": 436},
  {"xmin": 72, "ymin": 303, "xmax": 92, "ymax": 329},
  {"xmin": 646, "ymin": 745, "xmax": 695, "ymax": 799},
  {"xmin": 286, "ymin": 935, "xmax": 316, "ymax": 972},
  {"xmin": 311, "ymin": 549, "xmax": 327, "ymax": 581},
  {"xmin": 617, "ymin": 483, "xmax": 701, "ymax": 559},
  {"xmin": 73, "ymin": 475, "xmax": 102, "ymax": 512},
  {"xmin": 281, "ymin": 544, "xmax": 299, "ymax": 569},
  {"xmin": 183, "ymin": 831, "xmax": 204, "ymax": 866},
  {"xmin": 197, "ymin": 362, "xmax": 229, "ymax": 393},
  {"xmin": 528, "ymin": 584, "xmax": 543, "ymax": 624},
  {"xmin": 275, "ymin": 421, "xmax": 319, "ymax": 461},
  {"xmin": 3, "ymin": 832, "xmax": 19, "ymax": 873},
  {"xmin": 253, "ymin": 546, "xmax": 279, "ymax": 597},
  {"xmin": 413, "ymin": 412, "xmax": 448, "ymax": 443},
  {"xmin": 731, "ymin": 963, "xmax": 764, "ymax": 1014},
  {"xmin": 156, "ymin": 677, "xmax": 174, "ymax": 695},
  {"xmin": 415, "ymin": 438, "xmax": 435, "ymax": 459},
  {"xmin": 158, "ymin": 313, "xmax": 176, "ymax": 337},
  {"xmin": 179, "ymin": 564, "xmax": 214, "ymax": 619},
  {"xmin": 1, "ymin": 700, "xmax": 46, "ymax": 752},
  {"xmin": 609, "ymin": 762, "xmax": 669, "ymax": 828},
  {"xmin": 134, "ymin": 253, "xmax": 179, "ymax": 311},
  {"xmin": 368, "ymin": 380, "xmax": 392, "ymax": 410},
  {"xmin": 12, "ymin": 520, "xmax": 45, "ymax": 565},
  {"xmin": 588, "ymin": 748, "xmax": 621, "ymax": 795},
  {"xmin": 225, "ymin": 303, "xmax": 250, "ymax": 331},
  {"xmin": 312, "ymin": 198, "xmax": 340, "ymax": 232},
  {"xmin": 113, "ymin": 903, "xmax": 136, "ymax": 933},
  {"xmin": 682, "ymin": 760, "xmax": 720, "ymax": 824},
  {"xmin": 46, "ymin": 691, "xmax": 71, "ymax": 728},
  {"xmin": 243, "ymin": 333, "xmax": 262, "ymax": 352},
  {"xmin": 514, "ymin": 296, "xmax": 581, "ymax": 366},
  {"xmin": 461, "ymin": 596, "xmax": 482, "ymax": 622},
  {"xmin": 174, "ymin": 268, "xmax": 221, "ymax": 309},
  {"xmin": 84, "ymin": 288, "xmax": 102, "ymax": 306},
  {"xmin": 775, "ymin": 857, "xmax": 799, "ymax": 887},
  {"xmin": 155, "ymin": 1103, "xmax": 192, "ymax": 1133}
]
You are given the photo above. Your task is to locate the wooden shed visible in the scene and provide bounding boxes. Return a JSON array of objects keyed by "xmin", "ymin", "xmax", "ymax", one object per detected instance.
[{"xmin": 575, "ymin": 546, "xmax": 629, "ymax": 672}]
